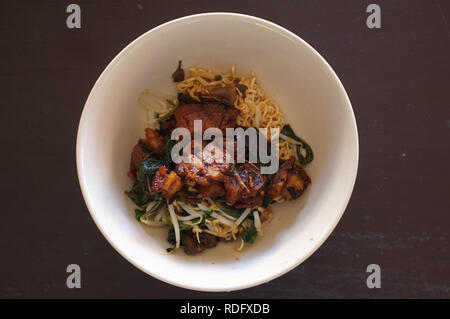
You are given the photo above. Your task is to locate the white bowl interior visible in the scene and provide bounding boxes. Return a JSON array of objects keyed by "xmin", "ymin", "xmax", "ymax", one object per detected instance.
[{"xmin": 77, "ymin": 13, "xmax": 358, "ymax": 291}]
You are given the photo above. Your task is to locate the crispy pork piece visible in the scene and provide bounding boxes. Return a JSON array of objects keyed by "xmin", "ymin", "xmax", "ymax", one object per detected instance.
[
  {"xmin": 177, "ymin": 160, "xmax": 231, "ymax": 186},
  {"xmin": 129, "ymin": 144, "xmax": 150, "ymax": 177},
  {"xmin": 159, "ymin": 114, "xmax": 177, "ymax": 136},
  {"xmin": 176, "ymin": 155, "xmax": 210, "ymax": 186},
  {"xmin": 197, "ymin": 181, "xmax": 226, "ymax": 198},
  {"xmin": 209, "ymin": 85, "xmax": 237, "ymax": 105},
  {"xmin": 224, "ymin": 163, "xmax": 266, "ymax": 206},
  {"xmin": 267, "ymin": 157, "xmax": 311, "ymax": 201},
  {"xmin": 144, "ymin": 128, "xmax": 164, "ymax": 151},
  {"xmin": 174, "ymin": 103, "xmax": 239, "ymax": 134},
  {"xmin": 151, "ymin": 166, "xmax": 167, "ymax": 193},
  {"xmin": 223, "ymin": 174, "xmax": 241, "ymax": 204},
  {"xmin": 151, "ymin": 166, "xmax": 182, "ymax": 200},
  {"xmin": 221, "ymin": 106, "xmax": 240, "ymax": 130},
  {"xmin": 281, "ymin": 163, "xmax": 311, "ymax": 200},
  {"xmin": 176, "ymin": 148, "xmax": 231, "ymax": 186},
  {"xmin": 128, "ymin": 128, "xmax": 164, "ymax": 180},
  {"xmin": 162, "ymin": 171, "xmax": 183, "ymax": 200},
  {"xmin": 267, "ymin": 157, "xmax": 294, "ymax": 198},
  {"xmin": 182, "ymin": 231, "xmax": 218, "ymax": 255}
]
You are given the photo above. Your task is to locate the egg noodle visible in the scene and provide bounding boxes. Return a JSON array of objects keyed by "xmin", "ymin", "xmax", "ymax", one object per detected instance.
[{"xmin": 177, "ymin": 66, "xmax": 293, "ymax": 160}]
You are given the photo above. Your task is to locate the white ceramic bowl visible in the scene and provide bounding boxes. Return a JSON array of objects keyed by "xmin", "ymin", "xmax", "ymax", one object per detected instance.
[{"xmin": 77, "ymin": 13, "xmax": 358, "ymax": 291}]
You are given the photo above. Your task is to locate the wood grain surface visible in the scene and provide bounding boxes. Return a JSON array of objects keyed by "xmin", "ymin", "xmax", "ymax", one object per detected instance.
[{"xmin": 0, "ymin": 0, "xmax": 449, "ymax": 298}]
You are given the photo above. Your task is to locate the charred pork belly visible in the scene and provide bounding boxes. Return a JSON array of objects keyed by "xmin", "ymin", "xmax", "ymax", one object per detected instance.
[{"xmin": 267, "ymin": 157, "xmax": 311, "ymax": 201}]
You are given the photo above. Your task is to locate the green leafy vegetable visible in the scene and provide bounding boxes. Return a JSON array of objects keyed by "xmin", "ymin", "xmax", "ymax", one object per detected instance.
[
  {"xmin": 126, "ymin": 182, "xmax": 151, "ymax": 207},
  {"xmin": 163, "ymin": 206, "xmax": 171, "ymax": 225},
  {"xmin": 167, "ymin": 225, "xmax": 192, "ymax": 245},
  {"xmin": 127, "ymin": 157, "xmax": 162, "ymax": 207},
  {"xmin": 148, "ymin": 194, "xmax": 164, "ymax": 213},
  {"xmin": 190, "ymin": 217, "xmax": 204, "ymax": 224},
  {"xmin": 157, "ymin": 100, "xmax": 179, "ymax": 124},
  {"xmin": 175, "ymin": 194, "xmax": 186, "ymax": 203},
  {"xmin": 216, "ymin": 202, "xmax": 245, "ymax": 219},
  {"xmin": 214, "ymin": 75, "xmax": 222, "ymax": 81},
  {"xmin": 167, "ymin": 228, "xmax": 177, "ymax": 245},
  {"xmin": 134, "ymin": 208, "xmax": 146, "ymax": 221},
  {"xmin": 202, "ymin": 209, "xmax": 213, "ymax": 216},
  {"xmin": 241, "ymin": 221, "xmax": 257, "ymax": 244},
  {"xmin": 138, "ymin": 138, "xmax": 152, "ymax": 152},
  {"xmin": 162, "ymin": 136, "xmax": 177, "ymax": 171},
  {"xmin": 166, "ymin": 99, "xmax": 177, "ymax": 108},
  {"xmin": 137, "ymin": 158, "xmax": 162, "ymax": 184},
  {"xmin": 262, "ymin": 195, "xmax": 273, "ymax": 208},
  {"xmin": 153, "ymin": 193, "xmax": 163, "ymax": 202},
  {"xmin": 281, "ymin": 124, "xmax": 314, "ymax": 165}
]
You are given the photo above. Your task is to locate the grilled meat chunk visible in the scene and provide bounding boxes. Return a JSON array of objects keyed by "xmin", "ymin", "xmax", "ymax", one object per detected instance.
[
  {"xmin": 129, "ymin": 144, "xmax": 150, "ymax": 178},
  {"xmin": 151, "ymin": 166, "xmax": 182, "ymax": 200},
  {"xmin": 174, "ymin": 103, "xmax": 239, "ymax": 134},
  {"xmin": 224, "ymin": 163, "xmax": 265, "ymax": 206},
  {"xmin": 128, "ymin": 128, "xmax": 163, "ymax": 180},
  {"xmin": 182, "ymin": 231, "xmax": 218, "ymax": 255},
  {"xmin": 267, "ymin": 157, "xmax": 311, "ymax": 200},
  {"xmin": 177, "ymin": 160, "xmax": 230, "ymax": 186},
  {"xmin": 281, "ymin": 162, "xmax": 311, "ymax": 200},
  {"xmin": 197, "ymin": 181, "xmax": 226, "ymax": 198},
  {"xmin": 151, "ymin": 166, "xmax": 168, "ymax": 193},
  {"xmin": 208, "ymin": 85, "xmax": 237, "ymax": 105},
  {"xmin": 176, "ymin": 147, "xmax": 232, "ymax": 186},
  {"xmin": 144, "ymin": 128, "xmax": 164, "ymax": 151},
  {"xmin": 159, "ymin": 114, "xmax": 177, "ymax": 136},
  {"xmin": 177, "ymin": 161, "xmax": 210, "ymax": 186},
  {"xmin": 221, "ymin": 106, "xmax": 240, "ymax": 130},
  {"xmin": 162, "ymin": 171, "xmax": 183, "ymax": 200},
  {"xmin": 267, "ymin": 157, "xmax": 294, "ymax": 198},
  {"xmin": 223, "ymin": 174, "xmax": 241, "ymax": 204}
]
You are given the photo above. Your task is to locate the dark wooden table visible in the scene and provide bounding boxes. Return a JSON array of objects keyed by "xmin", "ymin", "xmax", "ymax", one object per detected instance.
[{"xmin": 1, "ymin": 0, "xmax": 449, "ymax": 298}]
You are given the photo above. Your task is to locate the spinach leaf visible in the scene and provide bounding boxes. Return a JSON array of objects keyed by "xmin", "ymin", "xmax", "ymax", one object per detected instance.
[
  {"xmin": 175, "ymin": 194, "xmax": 186, "ymax": 203},
  {"xmin": 281, "ymin": 124, "xmax": 314, "ymax": 165},
  {"xmin": 138, "ymin": 138, "xmax": 152, "ymax": 152},
  {"xmin": 262, "ymin": 195, "xmax": 273, "ymax": 208},
  {"xmin": 126, "ymin": 182, "xmax": 151, "ymax": 207},
  {"xmin": 190, "ymin": 217, "xmax": 203, "ymax": 223},
  {"xmin": 216, "ymin": 202, "xmax": 245, "ymax": 219},
  {"xmin": 153, "ymin": 193, "xmax": 163, "ymax": 204},
  {"xmin": 202, "ymin": 209, "xmax": 213, "ymax": 216},
  {"xmin": 126, "ymin": 157, "xmax": 162, "ymax": 207},
  {"xmin": 167, "ymin": 228, "xmax": 176, "ymax": 245},
  {"xmin": 162, "ymin": 136, "xmax": 177, "ymax": 171},
  {"xmin": 137, "ymin": 157, "xmax": 162, "ymax": 184},
  {"xmin": 164, "ymin": 206, "xmax": 171, "ymax": 226},
  {"xmin": 147, "ymin": 194, "xmax": 164, "ymax": 213},
  {"xmin": 157, "ymin": 100, "xmax": 179, "ymax": 124},
  {"xmin": 167, "ymin": 225, "xmax": 192, "ymax": 245},
  {"xmin": 241, "ymin": 221, "xmax": 257, "ymax": 244},
  {"xmin": 134, "ymin": 208, "xmax": 146, "ymax": 221}
]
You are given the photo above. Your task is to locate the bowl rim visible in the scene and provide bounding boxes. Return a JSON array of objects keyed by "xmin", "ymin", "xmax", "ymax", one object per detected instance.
[{"xmin": 76, "ymin": 12, "xmax": 359, "ymax": 292}]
